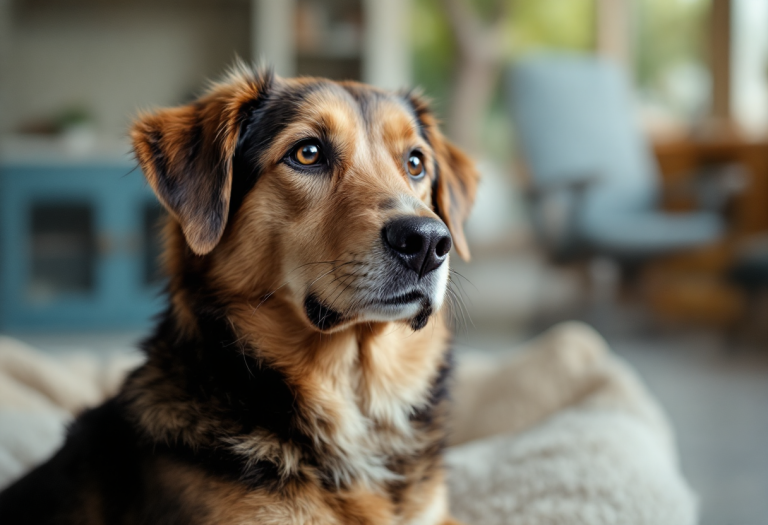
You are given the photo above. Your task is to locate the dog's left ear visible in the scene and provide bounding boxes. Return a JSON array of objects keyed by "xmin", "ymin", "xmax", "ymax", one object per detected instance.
[
  {"xmin": 431, "ymin": 135, "xmax": 479, "ymax": 261},
  {"xmin": 406, "ymin": 94, "xmax": 480, "ymax": 261},
  {"xmin": 131, "ymin": 68, "xmax": 270, "ymax": 255}
]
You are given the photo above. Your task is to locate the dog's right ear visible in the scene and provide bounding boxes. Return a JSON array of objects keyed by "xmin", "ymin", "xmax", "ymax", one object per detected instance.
[{"xmin": 131, "ymin": 68, "xmax": 271, "ymax": 255}]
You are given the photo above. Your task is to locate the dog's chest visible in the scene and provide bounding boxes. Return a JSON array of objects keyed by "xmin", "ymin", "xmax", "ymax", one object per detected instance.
[
  {"xmin": 172, "ymin": 463, "xmax": 449, "ymax": 525},
  {"xmin": 183, "ymin": 364, "xmax": 450, "ymax": 524}
]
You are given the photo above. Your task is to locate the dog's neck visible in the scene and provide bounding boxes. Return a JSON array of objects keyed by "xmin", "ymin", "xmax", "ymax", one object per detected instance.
[{"xmin": 121, "ymin": 245, "xmax": 452, "ymax": 490}]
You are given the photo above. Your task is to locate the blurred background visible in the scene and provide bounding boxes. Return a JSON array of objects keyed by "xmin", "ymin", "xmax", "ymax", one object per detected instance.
[{"xmin": 1, "ymin": 0, "xmax": 767, "ymax": 522}]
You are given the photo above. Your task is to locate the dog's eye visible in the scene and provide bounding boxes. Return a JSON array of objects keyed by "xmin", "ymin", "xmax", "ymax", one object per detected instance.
[
  {"xmin": 293, "ymin": 141, "xmax": 322, "ymax": 166},
  {"xmin": 407, "ymin": 151, "xmax": 425, "ymax": 179}
]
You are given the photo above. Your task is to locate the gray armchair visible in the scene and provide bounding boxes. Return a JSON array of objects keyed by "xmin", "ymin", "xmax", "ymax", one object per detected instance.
[{"xmin": 506, "ymin": 54, "xmax": 724, "ymax": 264}]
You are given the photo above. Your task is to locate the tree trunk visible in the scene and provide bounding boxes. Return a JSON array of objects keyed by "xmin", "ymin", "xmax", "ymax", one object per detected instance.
[
  {"xmin": 440, "ymin": 0, "xmax": 510, "ymax": 154},
  {"xmin": 447, "ymin": 55, "xmax": 501, "ymax": 154}
]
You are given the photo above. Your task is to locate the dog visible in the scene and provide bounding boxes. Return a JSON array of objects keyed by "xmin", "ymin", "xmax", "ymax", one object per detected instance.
[{"xmin": 0, "ymin": 65, "xmax": 478, "ymax": 524}]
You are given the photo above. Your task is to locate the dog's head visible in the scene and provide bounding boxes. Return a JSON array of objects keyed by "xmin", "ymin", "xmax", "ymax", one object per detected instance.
[{"xmin": 132, "ymin": 66, "xmax": 478, "ymax": 332}]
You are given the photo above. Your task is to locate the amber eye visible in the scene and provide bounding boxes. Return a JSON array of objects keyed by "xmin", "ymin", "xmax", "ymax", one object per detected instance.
[
  {"xmin": 407, "ymin": 151, "xmax": 425, "ymax": 179},
  {"xmin": 294, "ymin": 142, "xmax": 321, "ymax": 165}
]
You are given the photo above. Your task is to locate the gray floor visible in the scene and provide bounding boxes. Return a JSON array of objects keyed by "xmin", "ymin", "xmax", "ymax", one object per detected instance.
[{"xmin": 613, "ymin": 334, "xmax": 768, "ymax": 525}]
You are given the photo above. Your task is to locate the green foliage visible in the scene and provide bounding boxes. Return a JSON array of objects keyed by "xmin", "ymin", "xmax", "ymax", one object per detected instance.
[
  {"xmin": 411, "ymin": 0, "xmax": 455, "ymax": 118},
  {"xmin": 634, "ymin": 0, "xmax": 711, "ymax": 119},
  {"xmin": 510, "ymin": 0, "xmax": 595, "ymax": 55},
  {"xmin": 635, "ymin": 0, "xmax": 710, "ymax": 88}
]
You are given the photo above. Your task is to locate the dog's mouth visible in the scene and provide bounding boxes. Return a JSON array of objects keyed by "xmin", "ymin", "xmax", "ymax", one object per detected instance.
[
  {"xmin": 304, "ymin": 294, "xmax": 345, "ymax": 331},
  {"xmin": 304, "ymin": 288, "xmax": 433, "ymax": 332},
  {"xmin": 379, "ymin": 289, "xmax": 425, "ymax": 306},
  {"xmin": 302, "ymin": 249, "xmax": 448, "ymax": 333}
]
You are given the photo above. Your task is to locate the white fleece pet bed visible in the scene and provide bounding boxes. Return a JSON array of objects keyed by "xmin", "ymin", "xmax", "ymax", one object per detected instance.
[{"xmin": 0, "ymin": 322, "xmax": 697, "ymax": 524}]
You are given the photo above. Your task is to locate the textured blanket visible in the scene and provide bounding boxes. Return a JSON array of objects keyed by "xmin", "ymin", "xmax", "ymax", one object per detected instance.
[{"xmin": 0, "ymin": 323, "xmax": 697, "ymax": 524}]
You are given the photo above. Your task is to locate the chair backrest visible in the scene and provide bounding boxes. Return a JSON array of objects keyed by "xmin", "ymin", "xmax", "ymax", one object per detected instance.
[{"xmin": 507, "ymin": 53, "xmax": 659, "ymax": 215}]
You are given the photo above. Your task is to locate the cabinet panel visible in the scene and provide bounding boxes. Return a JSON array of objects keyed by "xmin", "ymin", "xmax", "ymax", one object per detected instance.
[
  {"xmin": 28, "ymin": 201, "xmax": 97, "ymax": 301},
  {"xmin": 0, "ymin": 162, "xmax": 166, "ymax": 331}
]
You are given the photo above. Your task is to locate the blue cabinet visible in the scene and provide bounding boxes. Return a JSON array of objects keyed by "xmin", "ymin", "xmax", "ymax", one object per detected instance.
[{"xmin": 0, "ymin": 160, "xmax": 166, "ymax": 331}]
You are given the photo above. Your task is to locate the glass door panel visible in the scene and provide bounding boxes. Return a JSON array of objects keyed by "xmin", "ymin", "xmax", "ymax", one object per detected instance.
[{"xmin": 28, "ymin": 202, "xmax": 97, "ymax": 304}]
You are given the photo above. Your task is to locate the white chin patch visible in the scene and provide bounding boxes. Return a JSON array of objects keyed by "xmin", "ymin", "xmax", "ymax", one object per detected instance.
[
  {"xmin": 431, "ymin": 260, "xmax": 449, "ymax": 311},
  {"xmin": 356, "ymin": 260, "xmax": 450, "ymax": 329},
  {"xmin": 360, "ymin": 301, "xmax": 424, "ymax": 323}
]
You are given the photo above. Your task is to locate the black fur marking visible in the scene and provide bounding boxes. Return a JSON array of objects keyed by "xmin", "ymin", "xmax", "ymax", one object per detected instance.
[
  {"xmin": 430, "ymin": 164, "xmax": 442, "ymax": 218},
  {"xmin": 185, "ymin": 108, "xmax": 204, "ymax": 169},
  {"xmin": 409, "ymin": 303, "xmax": 433, "ymax": 331},
  {"xmin": 0, "ymin": 399, "xmax": 198, "ymax": 524},
  {"xmin": 401, "ymin": 94, "xmax": 446, "ymax": 221},
  {"xmin": 139, "ymin": 300, "xmax": 317, "ymax": 444},
  {"xmin": 147, "ymin": 130, "xmax": 169, "ymax": 188},
  {"xmin": 153, "ymin": 435, "xmax": 294, "ymax": 492},
  {"xmin": 410, "ymin": 351, "xmax": 453, "ymax": 426},
  {"xmin": 229, "ymin": 88, "xmax": 271, "ymax": 220},
  {"xmin": 117, "ymin": 305, "xmax": 322, "ymax": 494},
  {"xmin": 385, "ymin": 351, "xmax": 453, "ymax": 513},
  {"xmin": 341, "ymin": 84, "xmax": 382, "ymax": 125},
  {"xmin": 401, "ymin": 94, "xmax": 432, "ymax": 146},
  {"xmin": 304, "ymin": 293, "xmax": 344, "ymax": 331},
  {"xmin": 230, "ymin": 81, "xmax": 331, "ymax": 220},
  {"xmin": 143, "ymin": 109, "xmax": 228, "ymax": 248}
]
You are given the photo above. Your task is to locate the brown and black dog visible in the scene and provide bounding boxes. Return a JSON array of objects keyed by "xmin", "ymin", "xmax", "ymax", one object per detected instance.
[{"xmin": 0, "ymin": 65, "xmax": 478, "ymax": 524}]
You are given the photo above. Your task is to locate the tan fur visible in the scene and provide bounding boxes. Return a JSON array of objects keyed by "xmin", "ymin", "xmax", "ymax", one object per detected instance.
[{"xmin": 157, "ymin": 457, "xmax": 451, "ymax": 525}]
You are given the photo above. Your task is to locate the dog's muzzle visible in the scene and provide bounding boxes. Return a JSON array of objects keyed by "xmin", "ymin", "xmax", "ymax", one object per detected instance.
[{"xmin": 303, "ymin": 217, "xmax": 452, "ymax": 332}]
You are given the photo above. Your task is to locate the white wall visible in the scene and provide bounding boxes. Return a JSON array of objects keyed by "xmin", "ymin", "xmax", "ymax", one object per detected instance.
[{"xmin": 5, "ymin": 2, "xmax": 250, "ymax": 138}]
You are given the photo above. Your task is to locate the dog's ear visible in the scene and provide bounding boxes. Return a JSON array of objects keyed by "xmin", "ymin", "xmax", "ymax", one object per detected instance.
[
  {"xmin": 405, "ymin": 93, "xmax": 479, "ymax": 261},
  {"xmin": 431, "ymin": 136, "xmax": 479, "ymax": 260},
  {"xmin": 131, "ymin": 68, "xmax": 270, "ymax": 255}
]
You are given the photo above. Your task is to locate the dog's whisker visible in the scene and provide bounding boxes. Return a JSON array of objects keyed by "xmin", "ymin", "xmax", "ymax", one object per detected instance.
[
  {"xmin": 249, "ymin": 260, "xmax": 361, "ymax": 317},
  {"xmin": 448, "ymin": 278, "xmax": 471, "ymax": 324},
  {"xmin": 444, "ymin": 283, "xmax": 465, "ymax": 330},
  {"xmin": 265, "ymin": 260, "xmax": 346, "ymax": 296},
  {"xmin": 322, "ymin": 268, "xmax": 365, "ymax": 321},
  {"xmin": 447, "ymin": 280, "xmax": 474, "ymax": 331},
  {"xmin": 305, "ymin": 261, "xmax": 360, "ymax": 289},
  {"xmin": 448, "ymin": 268, "xmax": 476, "ymax": 289},
  {"xmin": 448, "ymin": 270, "xmax": 475, "ymax": 307}
]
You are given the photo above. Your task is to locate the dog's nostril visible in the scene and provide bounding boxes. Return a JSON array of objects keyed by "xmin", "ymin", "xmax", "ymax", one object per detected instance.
[
  {"xmin": 435, "ymin": 237, "xmax": 451, "ymax": 258},
  {"xmin": 402, "ymin": 234, "xmax": 423, "ymax": 255}
]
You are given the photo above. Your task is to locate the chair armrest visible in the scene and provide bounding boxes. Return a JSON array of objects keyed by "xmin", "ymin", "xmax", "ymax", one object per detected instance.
[
  {"xmin": 527, "ymin": 173, "xmax": 602, "ymax": 200},
  {"xmin": 524, "ymin": 173, "xmax": 602, "ymax": 262},
  {"xmin": 661, "ymin": 163, "xmax": 748, "ymax": 214}
]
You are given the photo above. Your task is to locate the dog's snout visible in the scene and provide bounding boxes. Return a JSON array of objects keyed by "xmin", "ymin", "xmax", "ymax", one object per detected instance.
[{"xmin": 384, "ymin": 217, "xmax": 452, "ymax": 277}]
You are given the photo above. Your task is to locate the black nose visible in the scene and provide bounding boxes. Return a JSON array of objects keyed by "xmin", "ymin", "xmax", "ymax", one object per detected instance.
[{"xmin": 383, "ymin": 216, "xmax": 452, "ymax": 277}]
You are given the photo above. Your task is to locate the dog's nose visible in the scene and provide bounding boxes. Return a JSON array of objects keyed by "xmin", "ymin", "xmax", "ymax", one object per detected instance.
[{"xmin": 384, "ymin": 217, "xmax": 452, "ymax": 277}]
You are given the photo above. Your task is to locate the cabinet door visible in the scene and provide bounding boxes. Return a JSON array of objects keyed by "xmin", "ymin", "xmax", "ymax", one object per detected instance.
[
  {"xmin": 97, "ymin": 169, "xmax": 167, "ymax": 327},
  {"xmin": 0, "ymin": 163, "xmax": 165, "ymax": 331}
]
